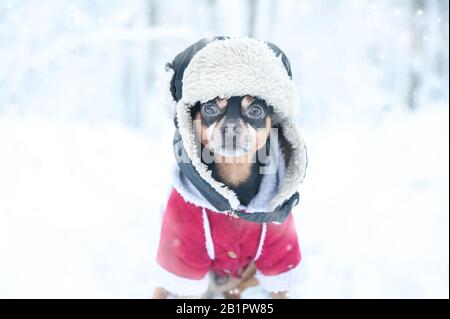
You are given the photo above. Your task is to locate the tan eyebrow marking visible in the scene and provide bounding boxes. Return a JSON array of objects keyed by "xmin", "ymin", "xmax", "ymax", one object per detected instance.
[
  {"xmin": 241, "ymin": 95, "xmax": 254, "ymax": 111},
  {"xmin": 216, "ymin": 97, "xmax": 228, "ymax": 110}
]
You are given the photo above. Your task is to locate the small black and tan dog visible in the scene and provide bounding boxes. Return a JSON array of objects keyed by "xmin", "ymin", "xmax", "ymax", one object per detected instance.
[{"xmin": 153, "ymin": 37, "xmax": 306, "ymax": 300}]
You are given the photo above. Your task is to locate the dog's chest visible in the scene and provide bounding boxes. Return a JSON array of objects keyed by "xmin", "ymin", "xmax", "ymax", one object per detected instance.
[{"xmin": 209, "ymin": 161, "xmax": 263, "ymax": 206}]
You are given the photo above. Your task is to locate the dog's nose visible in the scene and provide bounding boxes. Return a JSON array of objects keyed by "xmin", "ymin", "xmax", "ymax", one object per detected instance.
[
  {"xmin": 221, "ymin": 124, "xmax": 242, "ymax": 135},
  {"xmin": 233, "ymin": 125, "xmax": 242, "ymax": 134}
]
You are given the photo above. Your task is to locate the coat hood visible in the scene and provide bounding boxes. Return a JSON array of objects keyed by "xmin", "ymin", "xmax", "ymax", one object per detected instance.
[{"xmin": 165, "ymin": 37, "xmax": 307, "ymax": 222}]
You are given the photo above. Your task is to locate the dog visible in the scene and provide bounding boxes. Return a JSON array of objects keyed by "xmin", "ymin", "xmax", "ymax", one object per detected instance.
[{"xmin": 152, "ymin": 37, "xmax": 307, "ymax": 300}]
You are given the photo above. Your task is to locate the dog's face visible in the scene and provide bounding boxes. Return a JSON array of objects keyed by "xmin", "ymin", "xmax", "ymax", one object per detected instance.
[{"xmin": 193, "ymin": 96, "xmax": 273, "ymax": 158}]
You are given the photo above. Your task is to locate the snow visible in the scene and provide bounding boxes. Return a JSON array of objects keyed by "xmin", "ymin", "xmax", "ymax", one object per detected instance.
[
  {"xmin": 296, "ymin": 105, "xmax": 449, "ymax": 298},
  {"xmin": 0, "ymin": 105, "xmax": 447, "ymax": 298},
  {"xmin": 0, "ymin": 117, "xmax": 172, "ymax": 298}
]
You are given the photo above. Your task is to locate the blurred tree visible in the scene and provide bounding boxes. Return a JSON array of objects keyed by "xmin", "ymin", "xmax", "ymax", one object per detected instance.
[
  {"xmin": 247, "ymin": 0, "xmax": 258, "ymax": 37},
  {"xmin": 267, "ymin": 0, "xmax": 278, "ymax": 40},
  {"xmin": 147, "ymin": 0, "xmax": 160, "ymax": 85},
  {"xmin": 436, "ymin": 0, "xmax": 449, "ymax": 97},
  {"xmin": 408, "ymin": 0, "xmax": 426, "ymax": 110},
  {"xmin": 208, "ymin": 0, "xmax": 219, "ymax": 34}
]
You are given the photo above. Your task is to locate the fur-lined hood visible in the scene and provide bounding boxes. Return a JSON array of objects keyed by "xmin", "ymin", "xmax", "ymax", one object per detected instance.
[{"xmin": 165, "ymin": 37, "xmax": 307, "ymax": 221}]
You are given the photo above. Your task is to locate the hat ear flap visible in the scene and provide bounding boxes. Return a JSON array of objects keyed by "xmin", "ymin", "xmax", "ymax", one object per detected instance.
[
  {"xmin": 165, "ymin": 62, "xmax": 178, "ymax": 103},
  {"xmin": 280, "ymin": 53, "xmax": 292, "ymax": 79},
  {"xmin": 167, "ymin": 36, "xmax": 228, "ymax": 103},
  {"xmin": 266, "ymin": 42, "xmax": 292, "ymax": 79}
]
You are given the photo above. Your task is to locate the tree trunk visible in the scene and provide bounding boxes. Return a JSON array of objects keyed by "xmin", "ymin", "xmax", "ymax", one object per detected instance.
[
  {"xmin": 408, "ymin": 0, "xmax": 426, "ymax": 110},
  {"xmin": 247, "ymin": 0, "xmax": 258, "ymax": 38},
  {"xmin": 208, "ymin": 0, "xmax": 218, "ymax": 34}
]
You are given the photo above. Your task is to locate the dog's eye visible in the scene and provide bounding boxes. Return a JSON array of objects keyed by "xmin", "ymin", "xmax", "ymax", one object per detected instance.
[
  {"xmin": 201, "ymin": 103, "xmax": 219, "ymax": 116},
  {"xmin": 246, "ymin": 104, "xmax": 264, "ymax": 119}
]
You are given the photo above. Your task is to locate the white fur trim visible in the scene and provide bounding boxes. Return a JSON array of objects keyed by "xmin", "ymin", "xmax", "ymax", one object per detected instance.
[
  {"xmin": 153, "ymin": 265, "xmax": 209, "ymax": 296},
  {"xmin": 182, "ymin": 38, "xmax": 297, "ymax": 119},
  {"xmin": 256, "ymin": 264, "xmax": 302, "ymax": 293},
  {"xmin": 254, "ymin": 223, "xmax": 267, "ymax": 261},
  {"xmin": 269, "ymin": 117, "xmax": 307, "ymax": 209},
  {"xmin": 202, "ymin": 208, "xmax": 215, "ymax": 260},
  {"xmin": 172, "ymin": 166, "xmax": 225, "ymax": 212}
]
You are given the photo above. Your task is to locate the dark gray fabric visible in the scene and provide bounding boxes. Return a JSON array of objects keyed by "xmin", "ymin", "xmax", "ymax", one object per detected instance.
[{"xmin": 233, "ymin": 192, "xmax": 299, "ymax": 224}]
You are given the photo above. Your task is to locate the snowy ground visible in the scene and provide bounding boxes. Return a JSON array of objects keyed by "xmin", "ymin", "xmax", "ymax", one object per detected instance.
[{"xmin": 0, "ymin": 105, "xmax": 448, "ymax": 298}]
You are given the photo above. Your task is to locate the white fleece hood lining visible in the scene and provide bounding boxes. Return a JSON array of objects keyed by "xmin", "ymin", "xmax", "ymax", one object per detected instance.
[{"xmin": 171, "ymin": 37, "xmax": 307, "ymax": 211}]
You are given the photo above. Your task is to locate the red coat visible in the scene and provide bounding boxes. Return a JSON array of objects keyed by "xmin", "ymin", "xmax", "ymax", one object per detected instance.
[{"xmin": 156, "ymin": 187, "xmax": 302, "ymax": 294}]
